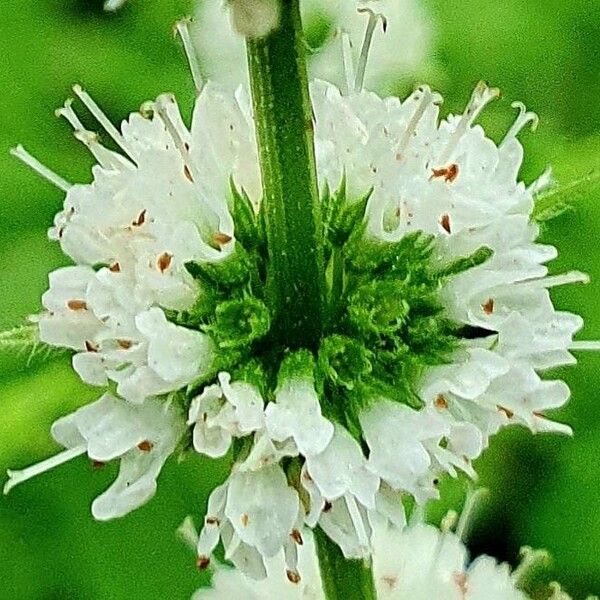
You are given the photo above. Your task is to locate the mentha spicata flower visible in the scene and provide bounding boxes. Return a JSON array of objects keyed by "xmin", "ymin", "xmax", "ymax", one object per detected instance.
[
  {"xmin": 5, "ymin": 8, "xmax": 598, "ymax": 586},
  {"xmin": 194, "ymin": 516, "xmax": 565, "ymax": 599},
  {"xmin": 194, "ymin": 0, "xmax": 432, "ymax": 92}
]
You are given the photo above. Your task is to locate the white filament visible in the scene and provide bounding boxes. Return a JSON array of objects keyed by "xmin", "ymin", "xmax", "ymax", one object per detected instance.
[
  {"xmin": 10, "ymin": 145, "xmax": 72, "ymax": 192},
  {"xmin": 175, "ymin": 19, "xmax": 204, "ymax": 94},
  {"xmin": 4, "ymin": 445, "xmax": 87, "ymax": 495}
]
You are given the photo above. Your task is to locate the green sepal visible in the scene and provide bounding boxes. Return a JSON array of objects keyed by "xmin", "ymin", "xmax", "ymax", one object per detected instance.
[
  {"xmin": 344, "ymin": 228, "xmax": 435, "ymax": 276},
  {"xmin": 324, "ymin": 177, "xmax": 372, "ymax": 249},
  {"xmin": 206, "ymin": 295, "xmax": 271, "ymax": 350},
  {"xmin": 185, "ymin": 243, "xmax": 253, "ymax": 289},
  {"xmin": 186, "ymin": 351, "xmax": 242, "ymax": 398},
  {"xmin": 347, "ymin": 279, "xmax": 410, "ymax": 337},
  {"xmin": 317, "ymin": 334, "xmax": 372, "ymax": 391},
  {"xmin": 436, "ymin": 246, "xmax": 493, "ymax": 278},
  {"xmin": 231, "ymin": 358, "xmax": 269, "ymax": 399},
  {"xmin": 277, "ymin": 348, "xmax": 315, "ymax": 388},
  {"xmin": 230, "ymin": 178, "xmax": 265, "ymax": 252},
  {"xmin": 163, "ymin": 289, "xmax": 218, "ymax": 329}
]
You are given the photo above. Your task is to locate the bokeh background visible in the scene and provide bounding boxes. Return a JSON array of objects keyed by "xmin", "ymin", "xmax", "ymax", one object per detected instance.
[{"xmin": 0, "ymin": 0, "xmax": 599, "ymax": 598}]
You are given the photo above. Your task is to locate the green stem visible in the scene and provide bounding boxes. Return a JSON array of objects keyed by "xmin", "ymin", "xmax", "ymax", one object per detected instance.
[
  {"xmin": 315, "ymin": 527, "xmax": 378, "ymax": 600},
  {"xmin": 246, "ymin": 0, "xmax": 325, "ymax": 350}
]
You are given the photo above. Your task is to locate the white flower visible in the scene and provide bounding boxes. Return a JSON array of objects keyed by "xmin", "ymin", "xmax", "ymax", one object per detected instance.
[
  {"xmin": 3, "ymin": 394, "xmax": 185, "ymax": 520},
  {"xmin": 9, "ymin": 26, "xmax": 598, "ymax": 574},
  {"xmin": 194, "ymin": 0, "xmax": 432, "ymax": 92},
  {"xmin": 196, "ymin": 464, "xmax": 303, "ymax": 580},
  {"xmin": 196, "ymin": 520, "xmax": 535, "ymax": 599},
  {"xmin": 188, "ymin": 372, "xmax": 265, "ymax": 458},
  {"xmin": 265, "ymin": 370, "xmax": 334, "ymax": 456},
  {"xmin": 303, "ymin": 424, "xmax": 379, "ymax": 558}
]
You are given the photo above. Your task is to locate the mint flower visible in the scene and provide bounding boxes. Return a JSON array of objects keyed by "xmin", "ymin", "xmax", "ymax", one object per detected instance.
[
  {"xmin": 195, "ymin": 518, "xmax": 550, "ymax": 599},
  {"xmin": 5, "ymin": 5, "xmax": 597, "ymax": 594},
  {"xmin": 194, "ymin": 0, "xmax": 432, "ymax": 91}
]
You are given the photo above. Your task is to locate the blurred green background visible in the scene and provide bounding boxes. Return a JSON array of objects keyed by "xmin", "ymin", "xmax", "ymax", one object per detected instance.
[{"xmin": 0, "ymin": 0, "xmax": 599, "ymax": 598}]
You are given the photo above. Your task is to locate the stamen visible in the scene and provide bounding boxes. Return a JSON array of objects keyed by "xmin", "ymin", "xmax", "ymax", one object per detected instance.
[
  {"xmin": 72, "ymin": 84, "xmax": 135, "ymax": 159},
  {"xmin": 438, "ymin": 81, "xmax": 500, "ymax": 164},
  {"xmin": 339, "ymin": 30, "xmax": 355, "ymax": 96},
  {"xmin": 512, "ymin": 547, "xmax": 551, "ymax": 589},
  {"xmin": 455, "ymin": 487, "xmax": 488, "ymax": 542},
  {"xmin": 502, "ymin": 101, "xmax": 539, "ymax": 145},
  {"xmin": 74, "ymin": 131, "xmax": 129, "ymax": 170},
  {"xmin": 517, "ymin": 271, "xmax": 589, "ymax": 290},
  {"xmin": 154, "ymin": 94, "xmax": 235, "ymax": 249},
  {"xmin": 56, "ymin": 99, "xmax": 127, "ymax": 169},
  {"xmin": 174, "ymin": 19, "xmax": 204, "ymax": 95},
  {"xmin": 55, "ymin": 98, "xmax": 84, "ymax": 130},
  {"xmin": 10, "ymin": 145, "xmax": 72, "ymax": 192},
  {"xmin": 4, "ymin": 445, "xmax": 87, "ymax": 495},
  {"xmin": 177, "ymin": 516, "xmax": 199, "ymax": 552},
  {"xmin": 344, "ymin": 493, "xmax": 370, "ymax": 552},
  {"xmin": 354, "ymin": 8, "xmax": 387, "ymax": 93},
  {"xmin": 570, "ymin": 341, "xmax": 600, "ymax": 351},
  {"xmin": 528, "ymin": 166, "xmax": 553, "ymax": 195},
  {"xmin": 396, "ymin": 86, "xmax": 442, "ymax": 157}
]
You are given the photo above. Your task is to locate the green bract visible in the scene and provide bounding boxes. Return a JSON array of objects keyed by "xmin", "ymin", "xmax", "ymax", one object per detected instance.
[{"xmin": 166, "ymin": 181, "xmax": 494, "ymax": 435}]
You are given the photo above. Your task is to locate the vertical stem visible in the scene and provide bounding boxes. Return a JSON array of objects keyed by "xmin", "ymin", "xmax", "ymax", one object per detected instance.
[
  {"xmin": 245, "ymin": 2, "xmax": 376, "ymax": 597},
  {"xmin": 315, "ymin": 527, "xmax": 378, "ymax": 600},
  {"xmin": 246, "ymin": 0, "xmax": 325, "ymax": 350}
]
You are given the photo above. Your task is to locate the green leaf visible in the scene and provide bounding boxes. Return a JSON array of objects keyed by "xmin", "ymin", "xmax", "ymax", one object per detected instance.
[
  {"xmin": 436, "ymin": 246, "xmax": 494, "ymax": 278},
  {"xmin": 0, "ymin": 324, "xmax": 68, "ymax": 364},
  {"xmin": 533, "ymin": 169, "xmax": 600, "ymax": 223},
  {"xmin": 185, "ymin": 243, "xmax": 253, "ymax": 289}
]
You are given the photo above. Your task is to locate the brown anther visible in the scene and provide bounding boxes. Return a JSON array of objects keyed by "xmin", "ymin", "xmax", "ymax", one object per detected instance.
[
  {"xmin": 533, "ymin": 411, "xmax": 545, "ymax": 418},
  {"xmin": 395, "ymin": 206, "xmax": 401, "ymax": 218},
  {"xmin": 440, "ymin": 213, "xmax": 452, "ymax": 234},
  {"xmin": 482, "ymin": 298, "xmax": 495, "ymax": 315},
  {"xmin": 290, "ymin": 529, "xmax": 304, "ymax": 545},
  {"xmin": 240, "ymin": 513, "xmax": 250, "ymax": 527},
  {"xmin": 430, "ymin": 163, "xmax": 459, "ymax": 183},
  {"xmin": 109, "ymin": 262, "xmax": 121, "ymax": 273},
  {"xmin": 434, "ymin": 394, "xmax": 449, "ymax": 410},
  {"xmin": 183, "ymin": 165, "xmax": 194, "ymax": 182},
  {"xmin": 286, "ymin": 570, "xmax": 301, "ymax": 584},
  {"xmin": 302, "ymin": 470, "xmax": 313, "ymax": 482},
  {"xmin": 184, "ymin": 142, "xmax": 190, "ymax": 151},
  {"xmin": 498, "ymin": 406, "xmax": 514, "ymax": 418},
  {"xmin": 137, "ymin": 440, "xmax": 153, "ymax": 452},
  {"xmin": 67, "ymin": 299, "xmax": 87, "ymax": 311},
  {"xmin": 213, "ymin": 232, "xmax": 233, "ymax": 246},
  {"xmin": 433, "ymin": 478, "xmax": 440, "ymax": 486},
  {"xmin": 323, "ymin": 501, "xmax": 332, "ymax": 513},
  {"xmin": 132, "ymin": 209, "xmax": 147, "ymax": 227},
  {"xmin": 85, "ymin": 340, "xmax": 99, "ymax": 353},
  {"xmin": 117, "ymin": 339, "xmax": 133, "ymax": 350},
  {"xmin": 382, "ymin": 576, "xmax": 398, "ymax": 590},
  {"xmin": 196, "ymin": 556, "xmax": 210, "ymax": 570},
  {"xmin": 91, "ymin": 460, "xmax": 106, "ymax": 470},
  {"xmin": 395, "ymin": 152, "xmax": 403, "ymax": 161},
  {"xmin": 453, "ymin": 571, "xmax": 468, "ymax": 595},
  {"xmin": 206, "ymin": 516, "xmax": 220, "ymax": 526},
  {"xmin": 58, "ymin": 226, "xmax": 65, "ymax": 238},
  {"xmin": 157, "ymin": 252, "xmax": 173, "ymax": 273}
]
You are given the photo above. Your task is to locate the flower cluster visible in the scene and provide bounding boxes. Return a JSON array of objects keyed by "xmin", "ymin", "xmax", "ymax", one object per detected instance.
[
  {"xmin": 195, "ymin": 517, "xmax": 567, "ymax": 599},
  {"xmin": 194, "ymin": 0, "xmax": 432, "ymax": 92},
  {"xmin": 5, "ymin": 19, "xmax": 594, "ymax": 589}
]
